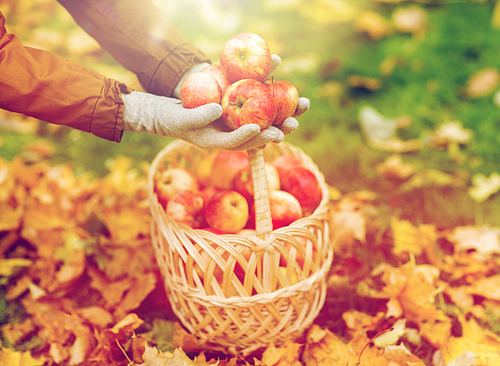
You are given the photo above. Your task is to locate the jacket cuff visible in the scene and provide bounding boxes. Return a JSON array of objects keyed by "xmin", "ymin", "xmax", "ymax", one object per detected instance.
[{"xmin": 91, "ymin": 80, "xmax": 133, "ymax": 142}]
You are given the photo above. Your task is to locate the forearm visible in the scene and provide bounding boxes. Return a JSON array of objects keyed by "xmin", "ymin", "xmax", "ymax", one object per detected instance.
[
  {"xmin": 0, "ymin": 12, "xmax": 129, "ymax": 142},
  {"xmin": 57, "ymin": 0, "xmax": 211, "ymax": 97}
]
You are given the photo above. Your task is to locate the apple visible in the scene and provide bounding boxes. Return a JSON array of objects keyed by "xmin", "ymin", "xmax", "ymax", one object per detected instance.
[
  {"xmin": 220, "ymin": 32, "xmax": 272, "ymax": 83},
  {"xmin": 233, "ymin": 162, "xmax": 280, "ymax": 202},
  {"xmin": 205, "ymin": 190, "xmax": 249, "ymax": 233},
  {"xmin": 200, "ymin": 186, "xmax": 221, "ymax": 207},
  {"xmin": 201, "ymin": 64, "xmax": 231, "ymax": 94},
  {"xmin": 166, "ymin": 190, "xmax": 205, "ymax": 228},
  {"xmin": 281, "ymin": 167, "xmax": 322, "ymax": 215},
  {"xmin": 250, "ymin": 190, "xmax": 302, "ymax": 230},
  {"xmin": 221, "ymin": 79, "xmax": 277, "ymax": 131},
  {"xmin": 155, "ymin": 168, "xmax": 199, "ymax": 208},
  {"xmin": 272, "ymin": 154, "xmax": 303, "ymax": 180},
  {"xmin": 263, "ymin": 79, "xmax": 299, "ymax": 126},
  {"xmin": 180, "ymin": 72, "xmax": 222, "ymax": 109},
  {"xmin": 210, "ymin": 150, "xmax": 250, "ymax": 190},
  {"xmin": 195, "ymin": 151, "xmax": 218, "ymax": 188}
]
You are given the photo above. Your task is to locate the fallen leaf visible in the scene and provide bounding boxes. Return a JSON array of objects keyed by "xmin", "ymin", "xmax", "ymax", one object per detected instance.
[
  {"xmin": 428, "ymin": 121, "xmax": 473, "ymax": 147},
  {"xmin": 441, "ymin": 316, "xmax": 500, "ymax": 366},
  {"xmin": 384, "ymin": 344, "xmax": 425, "ymax": 365},
  {"xmin": 450, "ymin": 225, "xmax": 500, "ymax": 260},
  {"xmin": 373, "ymin": 319, "xmax": 406, "ymax": 347},
  {"xmin": 467, "ymin": 274, "xmax": 500, "ymax": 301},
  {"xmin": 391, "ymin": 216, "xmax": 437, "ymax": 256},
  {"xmin": 392, "ymin": 6, "xmax": 427, "ymax": 37},
  {"xmin": 0, "ymin": 348, "xmax": 47, "ymax": 366},
  {"xmin": 465, "ymin": 67, "xmax": 500, "ymax": 98},
  {"xmin": 375, "ymin": 154, "xmax": 416, "ymax": 180},
  {"xmin": 468, "ymin": 172, "xmax": 500, "ymax": 202},
  {"xmin": 354, "ymin": 10, "xmax": 393, "ymax": 40}
]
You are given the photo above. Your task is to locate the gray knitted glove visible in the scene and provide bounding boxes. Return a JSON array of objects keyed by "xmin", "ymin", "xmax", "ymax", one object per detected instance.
[{"xmin": 121, "ymin": 91, "xmax": 284, "ymax": 150}]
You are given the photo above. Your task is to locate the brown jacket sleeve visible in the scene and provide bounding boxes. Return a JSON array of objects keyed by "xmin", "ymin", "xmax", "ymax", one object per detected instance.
[
  {"xmin": 56, "ymin": 0, "xmax": 211, "ymax": 97},
  {"xmin": 0, "ymin": 11, "xmax": 130, "ymax": 142}
]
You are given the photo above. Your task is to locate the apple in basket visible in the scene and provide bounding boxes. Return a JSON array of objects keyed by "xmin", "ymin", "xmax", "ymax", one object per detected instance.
[
  {"xmin": 205, "ymin": 190, "xmax": 249, "ymax": 233},
  {"xmin": 155, "ymin": 167, "xmax": 199, "ymax": 208},
  {"xmin": 281, "ymin": 167, "xmax": 322, "ymax": 215},
  {"xmin": 250, "ymin": 190, "xmax": 302, "ymax": 230},
  {"xmin": 166, "ymin": 190, "xmax": 205, "ymax": 229},
  {"xmin": 201, "ymin": 64, "xmax": 231, "ymax": 94},
  {"xmin": 233, "ymin": 162, "xmax": 281, "ymax": 202},
  {"xmin": 220, "ymin": 32, "xmax": 272, "ymax": 82},
  {"xmin": 180, "ymin": 72, "xmax": 222, "ymax": 109},
  {"xmin": 263, "ymin": 79, "xmax": 299, "ymax": 126},
  {"xmin": 221, "ymin": 79, "xmax": 277, "ymax": 131},
  {"xmin": 272, "ymin": 154, "xmax": 303, "ymax": 179},
  {"xmin": 210, "ymin": 150, "xmax": 250, "ymax": 190},
  {"xmin": 195, "ymin": 151, "xmax": 218, "ymax": 188}
]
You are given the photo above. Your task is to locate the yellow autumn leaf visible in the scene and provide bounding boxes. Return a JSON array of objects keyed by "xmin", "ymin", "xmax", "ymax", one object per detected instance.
[
  {"xmin": 391, "ymin": 217, "xmax": 437, "ymax": 256},
  {"xmin": 442, "ymin": 316, "xmax": 500, "ymax": 366},
  {"xmin": 0, "ymin": 258, "xmax": 32, "ymax": 277},
  {"xmin": 354, "ymin": 11, "xmax": 393, "ymax": 40},
  {"xmin": 0, "ymin": 348, "xmax": 47, "ymax": 366}
]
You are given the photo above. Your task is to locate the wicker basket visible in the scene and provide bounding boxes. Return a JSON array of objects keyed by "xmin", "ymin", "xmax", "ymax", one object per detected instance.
[{"xmin": 147, "ymin": 140, "xmax": 332, "ymax": 355}]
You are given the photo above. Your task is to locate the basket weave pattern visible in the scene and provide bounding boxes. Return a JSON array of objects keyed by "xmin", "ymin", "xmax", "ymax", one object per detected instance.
[{"xmin": 148, "ymin": 140, "xmax": 333, "ymax": 353}]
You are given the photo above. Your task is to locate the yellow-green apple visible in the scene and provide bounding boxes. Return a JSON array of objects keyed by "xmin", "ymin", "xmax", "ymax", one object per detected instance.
[
  {"xmin": 221, "ymin": 79, "xmax": 276, "ymax": 131},
  {"xmin": 155, "ymin": 168, "xmax": 199, "ymax": 208},
  {"xmin": 166, "ymin": 189, "xmax": 205, "ymax": 228},
  {"xmin": 201, "ymin": 64, "xmax": 231, "ymax": 94},
  {"xmin": 281, "ymin": 167, "xmax": 322, "ymax": 215},
  {"xmin": 272, "ymin": 154, "xmax": 303, "ymax": 181},
  {"xmin": 205, "ymin": 190, "xmax": 249, "ymax": 233},
  {"xmin": 210, "ymin": 150, "xmax": 250, "ymax": 190},
  {"xmin": 250, "ymin": 190, "xmax": 302, "ymax": 230},
  {"xmin": 195, "ymin": 151, "xmax": 218, "ymax": 188},
  {"xmin": 180, "ymin": 72, "xmax": 222, "ymax": 109},
  {"xmin": 220, "ymin": 32, "xmax": 272, "ymax": 82},
  {"xmin": 233, "ymin": 162, "xmax": 280, "ymax": 202},
  {"xmin": 263, "ymin": 79, "xmax": 299, "ymax": 126}
]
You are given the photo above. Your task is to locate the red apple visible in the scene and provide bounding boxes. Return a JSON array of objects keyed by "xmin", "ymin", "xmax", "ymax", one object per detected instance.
[
  {"xmin": 205, "ymin": 190, "xmax": 249, "ymax": 233},
  {"xmin": 220, "ymin": 32, "xmax": 272, "ymax": 83},
  {"xmin": 201, "ymin": 64, "xmax": 231, "ymax": 94},
  {"xmin": 180, "ymin": 72, "xmax": 222, "ymax": 109},
  {"xmin": 272, "ymin": 155, "xmax": 303, "ymax": 180},
  {"xmin": 263, "ymin": 79, "xmax": 299, "ymax": 126},
  {"xmin": 155, "ymin": 168, "xmax": 199, "ymax": 208},
  {"xmin": 200, "ymin": 186, "xmax": 221, "ymax": 207},
  {"xmin": 166, "ymin": 190, "xmax": 205, "ymax": 228},
  {"xmin": 233, "ymin": 162, "xmax": 280, "ymax": 202},
  {"xmin": 281, "ymin": 167, "xmax": 322, "ymax": 215},
  {"xmin": 250, "ymin": 190, "xmax": 302, "ymax": 230},
  {"xmin": 210, "ymin": 150, "xmax": 250, "ymax": 190},
  {"xmin": 221, "ymin": 79, "xmax": 277, "ymax": 131}
]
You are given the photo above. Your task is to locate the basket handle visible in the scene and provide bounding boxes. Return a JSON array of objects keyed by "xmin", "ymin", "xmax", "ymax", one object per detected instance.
[{"xmin": 247, "ymin": 148, "xmax": 272, "ymax": 239}]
